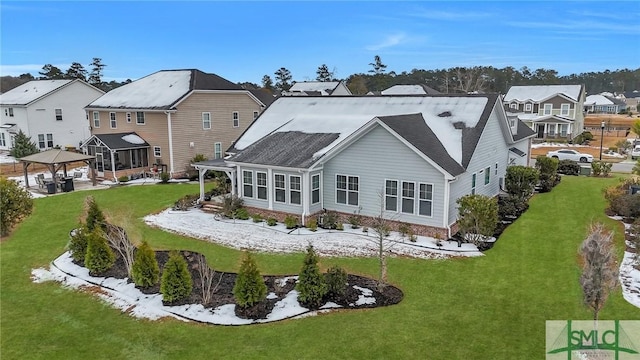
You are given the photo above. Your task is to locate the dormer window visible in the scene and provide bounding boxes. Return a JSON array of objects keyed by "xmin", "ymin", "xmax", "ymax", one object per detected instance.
[
  {"xmin": 524, "ymin": 103, "xmax": 532, "ymax": 112},
  {"xmin": 509, "ymin": 103, "xmax": 517, "ymax": 109}
]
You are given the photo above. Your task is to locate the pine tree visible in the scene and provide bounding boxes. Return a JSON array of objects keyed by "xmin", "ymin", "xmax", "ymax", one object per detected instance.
[
  {"xmin": 261, "ymin": 75, "xmax": 274, "ymax": 91},
  {"xmin": 39, "ymin": 64, "xmax": 64, "ymax": 79},
  {"xmin": 368, "ymin": 55, "xmax": 387, "ymax": 75},
  {"xmin": 274, "ymin": 67, "xmax": 292, "ymax": 92},
  {"xmin": 87, "ymin": 57, "xmax": 106, "ymax": 86},
  {"xmin": 9, "ymin": 130, "xmax": 39, "ymax": 158},
  {"xmin": 68, "ymin": 224, "xmax": 90, "ymax": 262},
  {"xmin": 316, "ymin": 64, "xmax": 334, "ymax": 82},
  {"xmin": 233, "ymin": 252, "xmax": 267, "ymax": 308},
  {"xmin": 84, "ymin": 228, "xmax": 115, "ymax": 275},
  {"xmin": 65, "ymin": 62, "xmax": 87, "ymax": 81},
  {"xmin": 296, "ymin": 245, "xmax": 327, "ymax": 308},
  {"xmin": 325, "ymin": 265, "xmax": 347, "ymax": 298},
  {"xmin": 132, "ymin": 241, "xmax": 160, "ymax": 288},
  {"xmin": 160, "ymin": 251, "xmax": 193, "ymax": 303},
  {"xmin": 85, "ymin": 196, "xmax": 106, "ymax": 232}
]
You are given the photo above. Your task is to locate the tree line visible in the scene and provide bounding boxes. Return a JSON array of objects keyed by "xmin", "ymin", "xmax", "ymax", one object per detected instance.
[{"xmin": 3, "ymin": 55, "xmax": 639, "ymax": 96}]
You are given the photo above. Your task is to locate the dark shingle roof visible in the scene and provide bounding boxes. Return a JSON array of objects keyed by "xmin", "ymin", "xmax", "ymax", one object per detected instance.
[
  {"xmin": 229, "ymin": 132, "xmax": 340, "ymax": 168},
  {"xmin": 189, "ymin": 69, "xmax": 242, "ymax": 91},
  {"xmin": 93, "ymin": 132, "xmax": 149, "ymax": 150},
  {"xmin": 378, "ymin": 113, "xmax": 465, "ymax": 176},
  {"xmin": 248, "ymin": 88, "xmax": 277, "ymax": 107},
  {"xmin": 513, "ymin": 120, "xmax": 536, "ymax": 141}
]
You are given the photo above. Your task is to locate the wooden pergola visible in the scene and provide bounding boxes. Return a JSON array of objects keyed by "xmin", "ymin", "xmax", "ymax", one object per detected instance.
[{"xmin": 19, "ymin": 149, "xmax": 97, "ymax": 194}]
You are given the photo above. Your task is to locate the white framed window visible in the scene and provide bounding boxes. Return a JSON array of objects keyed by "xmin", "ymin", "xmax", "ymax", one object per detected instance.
[
  {"xmin": 484, "ymin": 166, "xmax": 490, "ymax": 185},
  {"xmin": 336, "ymin": 174, "xmax": 358, "ymax": 206},
  {"xmin": 214, "ymin": 142, "xmax": 222, "ymax": 159},
  {"xmin": 136, "ymin": 111, "xmax": 145, "ymax": 125},
  {"xmin": 274, "ymin": 174, "xmax": 286, "ymax": 203},
  {"xmin": 110, "ymin": 112, "xmax": 117, "ymax": 128},
  {"xmin": 385, "ymin": 179, "xmax": 398, "ymax": 211},
  {"xmin": 232, "ymin": 111, "xmax": 239, "ymax": 127},
  {"xmin": 418, "ymin": 183, "xmax": 433, "ymax": 217},
  {"xmin": 311, "ymin": 174, "xmax": 320, "ymax": 204},
  {"xmin": 153, "ymin": 146, "xmax": 161, "ymax": 157},
  {"xmin": 46, "ymin": 133, "xmax": 53, "ymax": 148},
  {"xmin": 38, "ymin": 134, "xmax": 45, "ymax": 149},
  {"xmin": 202, "ymin": 112, "xmax": 211, "ymax": 129},
  {"xmin": 509, "ymin": 118, "xmax": 516, "ymax": 127},
  {"xmin": 243, "ymin": 170, "xmax": 253, "ymax": 198},
  {"xmin": 525, "ymin": 103, "xmax": 532, "ymax": 112},
  {"xmin": 543, "ymin": 104, "xmax": 552, "ymax": 115},
  {"xmin": 93, "ymin": 111, "xmax": 100, "ymax": 128},
  {"xmin": 0, "ymin": 133, "xmax": 5, "ymax": 147},
  {"xmin": 548, "ymin": 124, "xmax": 556, "ymax": 136},
  {"xmin": 126, "ymin": 112, "xmax": 132, "ymax": 123},
  {"xmin": 290, "ymin": 175, "xmax": 301, "ymax": 205},
  {"xmin": 8, "ymin": 108, "xmax": 14, "ymax": 117},
  {"xmin": 560, "ymin": 124, "xmax": 568, "ymax": 137},
  {"xmin": 257, "ymin": 172, "xmax": 267, "ymax": 200},
  {"xmin": 253, "ymin": 111, "xmax": 259, "ymax": 120},
  {"xmin": 472, "ymin": 173, "xmax": 477, "ymax": 195},
  {"xmin": 55, "ymin": 108, "xmax": 63, "ymax": 121},
  {"xmin": 401, "ymin": 181, "xmax": 415, "ymax": 214},
  {"xmin": 560, "ymin": 103, "xmax": 570, "ymax": 116},
  {"xmin": 509, "ymin": 103, "xmax": 517, "ymax": 109}
]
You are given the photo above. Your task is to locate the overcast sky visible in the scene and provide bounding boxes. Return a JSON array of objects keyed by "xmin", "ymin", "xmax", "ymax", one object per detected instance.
[{"xmin": 1, "ymin": 1, "xmax": 638, "ymax": 84}]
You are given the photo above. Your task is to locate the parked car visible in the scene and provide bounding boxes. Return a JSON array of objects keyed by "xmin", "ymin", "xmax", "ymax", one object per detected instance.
[
  {"xmin": 546, "ymin": 149, "xmax": 594, "ymax": 163},
  {"xmin": 632, "ymin": 145, "xmax": 640, "ymax": 160}
]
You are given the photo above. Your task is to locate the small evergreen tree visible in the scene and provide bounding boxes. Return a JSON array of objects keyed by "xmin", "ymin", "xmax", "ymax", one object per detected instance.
[
  {"xmin": 160, "ymin": 251, "xmax": 193, "ymax": 303},
  {"xmin": 325, "ymin": 265, "xmax": 347, "ymax": 298},
  {"xmin": 296, "ymin": 245, "xmax": 327, "ymax": 308},
  {"xmin": 84, "ymin": 228, "xmax": 115, "ymax": 275},
  {"xmin": 535, "ymin": 156, "xmax": 559, "ymax": 192},
  {"xmin": 131, "ymin": 241, "xmax": 160, "ymax": 287},
  {"xmin": 68, "ymin": 224, "xmax": 90, "ymax": 262},
  {"xmin": 456, "ymin": 194, "xmax": 498, "ymax": 247},
  {"xmin": 0, "ymin": 177, "xmax": 34, "ymax": 236},
  {"xmin": 9, "ymin": 130, "xmax": 39, "ymax": 158},
  {"xmin": 233, "ymin": 252, "xmax": 267, "ymax": 308},
  {"xmin": 85, "ymin": 196, "xmax": 106, "ymax": 232},
  {"xmin": 505, "ymin": 165, "xmax": 539, "ymax": 200}
]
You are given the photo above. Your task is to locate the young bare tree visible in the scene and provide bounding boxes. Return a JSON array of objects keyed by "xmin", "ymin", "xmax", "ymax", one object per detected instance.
[
  {"xmin": 195, "ymin": 253, "xmax": 223, "ymax": 305},
  {"xmin": 103, "ymin": 210, "xmax": 139, "ymax": 277},
  {"xmin": 579, "ymin": 223, "xmax": 619, "ymax": 326},
  {"xmin": 369, "ymin": 190, "xmax": 398, "ymax": 290}
]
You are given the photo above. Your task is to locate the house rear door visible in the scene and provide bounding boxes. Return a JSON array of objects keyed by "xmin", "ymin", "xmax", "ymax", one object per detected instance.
[
  {"xmin": 96, "ymin": 152, "xmax": 105, "ymax": 177},
  {"xmin": 536, "ymin": 124, "xmax": 545, "ymax": 138}
]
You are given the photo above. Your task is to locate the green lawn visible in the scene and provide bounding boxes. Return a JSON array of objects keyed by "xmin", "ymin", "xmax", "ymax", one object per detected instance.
[{"xmin": 1, "ymin": 177, "xmax": 639, "ymax": 359}]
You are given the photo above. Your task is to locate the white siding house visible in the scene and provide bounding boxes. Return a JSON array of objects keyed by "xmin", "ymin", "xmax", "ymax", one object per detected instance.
[
  {"xmin": 194, "ymin": 95, "xmax": 535, "ymax": 238},
  {"xmin": 0, "ymin": 80, "xmax": 104, "ymax": 151}
]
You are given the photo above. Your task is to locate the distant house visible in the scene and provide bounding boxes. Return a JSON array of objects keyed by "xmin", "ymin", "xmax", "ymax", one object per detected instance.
[
  {"xmin": 0, "ymin": 80, "xmax": 104, "ymax": 151},
  {"xmin": 621, "ymin": 91, "xmax": 640, "ymax": 113},
  {"xmin": 503, "ymin": 85, "xmax": 586, "ymax": 140},
  {"xmin": 283, "ymin": 81, "xmax": 352, "ymax": 96},
  {"xmin": 82, "ymin": 69, "xmax": 273, "ymax": 181},
  {"xmin": 193, "ymin": 94, "xmax": 535, "ymax": 238},
  {"xmin": 585, "ymin": 94, "xmax": 628, "ymax": 114},
  {"xmin": 381, "ymin": 84, "xmax": 441, "ymax": 95}
]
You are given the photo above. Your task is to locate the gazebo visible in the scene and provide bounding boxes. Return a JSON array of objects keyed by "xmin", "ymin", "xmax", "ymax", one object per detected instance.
[{"xmin": 19, "ymin": 149, "xmax": 97, "ymax": 193}]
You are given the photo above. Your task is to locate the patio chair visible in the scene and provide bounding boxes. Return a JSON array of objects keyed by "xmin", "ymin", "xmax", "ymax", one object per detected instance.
[
  {"xmin": 73, "ymin": 172, "xmax": 83, "ymax": 179},
  {"xmin": 36, "ymin": 174, "xmax": 45, "ymax": 189}
]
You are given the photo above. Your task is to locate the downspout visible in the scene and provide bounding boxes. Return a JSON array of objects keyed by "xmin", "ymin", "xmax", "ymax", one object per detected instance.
[
  {"xmin": 444, "ymin": 177, "xmax": 455, "ymax": 238},
  {"xmin": 165, "ymin": 111, "xmax": 175, "ymax": 177}
]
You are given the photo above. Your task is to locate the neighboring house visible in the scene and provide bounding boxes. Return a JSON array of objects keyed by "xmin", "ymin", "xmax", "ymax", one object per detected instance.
[
  {"xmin": 503, "ymin": 85, "xmax": 586, "ymax": 141},
  {"xmin": 584, "ymin": 94, "xmax": 628, "ymax": 114},
  {"xmin": 381, "ymin": 84, "xmax": 441, "ymax": 95},
  {"xmin": 82, "ymin": 69, "xmax": 273, "ymax": 181},
  {"xmin": 193, "ymin": 94, "xmax": 535, "ymax": 238},
  {"xmin": 621, "ymin": 91, "xmax": 640, "ymax": 113},
  {"xmin": 283, "ymin": 81, "xmax": 352, "ymax": 96},
  {"xmin": 0, "ymin": 80, "xmax": 104, "ymax": 151}
]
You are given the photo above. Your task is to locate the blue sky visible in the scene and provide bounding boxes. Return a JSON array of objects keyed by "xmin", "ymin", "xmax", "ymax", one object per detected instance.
[{"xmin": 1, "ymin": 1, "xmax": 638, "ymax": 84}]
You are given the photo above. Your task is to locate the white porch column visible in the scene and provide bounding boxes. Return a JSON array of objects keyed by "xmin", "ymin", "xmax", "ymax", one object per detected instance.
[
  {"xmin": 166, "ymin": 111, "xmax": 175, "ymax": 176},
  {"xmin": 267, "ymin": 168, "xmax": 273, "ymax": 210},
  {"xmin": 198, "ymin": 167, "xmax": 206, "ymax": 202},
  {"xmin": 301, "ymin": 171, "xmax": 310, "ymax": 225},
  {"xmin": 110, "ymin": 150, "xmax": 117, "ymax": 182}
]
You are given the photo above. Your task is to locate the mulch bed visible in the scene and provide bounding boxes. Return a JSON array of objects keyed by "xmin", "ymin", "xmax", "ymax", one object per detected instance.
[{"xmin": 80, "ymin": 249, "xmax": 403, "ymax": 321}]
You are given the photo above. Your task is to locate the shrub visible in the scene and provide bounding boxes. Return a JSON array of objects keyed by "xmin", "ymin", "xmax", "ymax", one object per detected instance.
[
  {"xmin": 591, "ymin": 161, "xmax": 612, "ymax": 177},
  {"xmin": 173, "ymin": 194, "xmax": 199, "ymax": 211},
  {"xmin": 0, "ymin": 177, "xmax": 34, "ymax": 237},
  {"xmin": 68, "ymin": 225, "xmax": 89, "ymax": 262},
  {"xmin": 498, "ymin": 195, "xmax": 529, "ymax": 220},
  {"xmin": 409, "ymin": 232, "xmax": 417, "ymax": 242},
  {"xmin": 296, "ymin": 245, "xmax": 327, "ymax": 308},
  {"xmin": 222, "ymin": 195, "xmax": 243, "ymax": 217},
  {"xmin": 159, "ymin": 171, "xmax": 171, "ymax": 184},
  {"xmin": 456, "ymin": 194, "xmax": 498, "ymax": 246},
  {"xmin": 335, "ymin": 222, "xmax": 344, "ymax": 231},
  {"xmin": 233, "ymin": 252, "xmax": 267, "ymax": 308},
  {"xmin": 398, "ymin": 223, "xmax": 410, "ymax": 237},
  {"xmin": 325, "ymin": 266, "xmax": 347, "ymax": 298},
  {"xmin": 348, "ymin": 213, "xmax": 362, "ymax": 229},
  {"xmin": 235, "ymin": 207, "xmax": 250, "ymax": 220},
  {"xmin": 613, "ymin": 194, "xmax": 640, "ymax": 218},
  {"xmin": 160, "ymin": 251, "xmax": 193, "ymax": 303},
  {"xmin": 535, "ymin": 156, "xmax": 559, "ymax": 192},
  {"xmin": 117, "ymin": 175, "xmax": 129, "ymax": 183},
  {"xmin": 131, "ymin": 241, "xmax": 160, "ymax": 288},
  {"xmin": 319, "ymin": 211, "xmax": 338, "ymax": 229},
  {"xmin": 85, "ymin": 196, "xmax": 107, "ymax": 232},
  {"xmin": 267, "ymin": 217, "xmax": 277, "ymax": 226},
  {"xmin": 307, "ymin": 218, "xmax": 318, "ymax": 232},
  {"xmin": 557, "ymin": 160, "xmax": 580, "ymax": 176},
  {"xmin": 251, "ymin": 213, "xmax": 263, "ymax": 223},
  {"xmin": 505, "ymin": 166, "xmax": 538, "ymax": 200},
  {"xmin": 84, "ymin": 229, "xmax": 115, "ymax": 275},
  {"xmin": 284, "ymin": 215, "xmax": 298, "ymax": 229}
]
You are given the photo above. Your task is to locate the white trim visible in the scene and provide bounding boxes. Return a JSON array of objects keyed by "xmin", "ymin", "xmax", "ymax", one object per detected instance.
[
  {"xmin": 55, "ymin": 108, "xmax": 63, "ymax": 121},
  {"xmin": 242, "ymin": 170, "xmax": 254, "ymax": 198},
  {"xmin": 274, "ymin": 173, "xmax": 286, "ymax": 203},
  {"xmin": 384, "ymin": 179, "xmax": 399, "ymax": 213},
  {"xmin": 335, "ymin": 174, "xmax": 359, "ymax": 207},
  {"xmin": 401, "ymin": 181, "xmax": 416, "ymax": 214},
  {"xmin": 109, "ymin": 112, "xmax": 117, "ymax": 129},
  {"xmin": 171, "ymin": 90, "xmax": 266, "ymax": 108},
  {"xmin": 92, "ymin": 111, "xmax": 100, "ymax": 128},
  {"xmin": 542, "ymin": 104, "xmax": 552, "ymax": 116},
  {"xmin": 153, "ymin": 146, "xmax": 161, "ymax": 157},
  {"xmin": 484, "ymin": 166, "xmax": 491, "ymax": 186},
  {"xmin": 136, "ymin": 111, "xmax": 146, "ymax": 125},
  {"xmin": 524, "ymin": 103, "xmax": 532, "ymax": 112},
  {"xmin": 126, "ymin": 112, "xmax": 132, "ymax": 123},
  {"xmin": 560, "ymin": 103, "xmax": 570, "ymax": 116},
  {"xmin": 289, "ymin": 174, "xmax": 302, "ymax": 206},
  {"xmin": 232, "ymin": 111, "xmax": 239, "ymax": 128},
  {"xmin": 311, "ymin": 173, "xmax": 321, "ymax": 205},
  {"xmin": 256, "ymin": 171, "xmax": 268, "ymax": 201},
  {"xmin": 202, "ymin": 112, "xmax": 211, "ymax": 130},
  {"xmin": 214, "ymin": 142, "xmax": 222, "ymax": 159},
  {"xmin": 418, "ymin": 182, "xmax": 434, "ymax": 218}
]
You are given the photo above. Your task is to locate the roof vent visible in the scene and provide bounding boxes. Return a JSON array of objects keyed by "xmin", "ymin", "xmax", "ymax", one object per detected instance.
[
  {"xmin": 452, "ymin": 121, "xmax": 465, "ymax": 130},
  {"xmin": 437, "ymin": 111, "xmax": 451, "ymax": 117}
]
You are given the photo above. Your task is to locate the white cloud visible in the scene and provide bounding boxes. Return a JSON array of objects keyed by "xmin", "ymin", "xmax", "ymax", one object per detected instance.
[
  {"xmin": 506, "ymin": 19, "xmax": 639, "ymax": 34},
  {"xmin": 410, "ymin": 9, "xmax": 491, "ymax": 21},
  {"xmin": 366, "ymin": 33, "xmax": 407, "ymax": 51}
]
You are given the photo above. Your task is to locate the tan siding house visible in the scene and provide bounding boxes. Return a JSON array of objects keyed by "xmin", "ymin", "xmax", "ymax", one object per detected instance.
[{"xmin": 82, "ymin": 69, "xmax": 272, "ymax": 180}]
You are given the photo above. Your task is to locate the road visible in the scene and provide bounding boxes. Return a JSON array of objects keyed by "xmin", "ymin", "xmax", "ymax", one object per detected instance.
[{"xmin": 612, "ymin": 159, "xmax": 637, "ymax": 174}]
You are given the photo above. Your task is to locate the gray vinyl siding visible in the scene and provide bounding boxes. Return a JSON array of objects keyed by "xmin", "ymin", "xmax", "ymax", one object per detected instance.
[
  {"xmin": 448, "ymin": 109, "xmax": 509, "ymax": 224},
  {"xmin": 509, "ymin": 140, "xmax": 530, "ymax": 167},
  {"xmin": 238, "ymin": 166, "xmax": 270, "ymax": 209},
  {"xmin": 322, "ymin": 125, "xmax": 447, "ymax": 228},
  {"xmin": 238, "ymin": 166, "xmax": 304, "ymax": 215}
]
